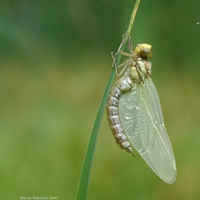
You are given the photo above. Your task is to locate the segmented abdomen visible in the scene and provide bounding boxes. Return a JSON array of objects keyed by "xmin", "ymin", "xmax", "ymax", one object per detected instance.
[{"xmin": 106, "ymin": 70, "xmax": 135, "ymax": 155}]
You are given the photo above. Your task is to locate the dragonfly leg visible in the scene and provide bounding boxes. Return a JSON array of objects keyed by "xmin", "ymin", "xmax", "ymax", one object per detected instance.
[
  {"xmin": 128, "ymin": 36, "xmax": 134, "ymax": 51},
  {"xmin": 111, "ymin": 33, "xmax": 127, "ymax": 62},
  {"xmin": 117, "ymin": 33, "xmax": 127, "ymax": 52},
  {"xmin": 118, "ymin": 50, "xmax": 132, "ymax": 57},
  {"xmin": 111, "ymin": 33, "xmax": 133, "ymax": 76},
  {"xmin": 116, "ymin": 61, "xmax": 129, "ymax": 77}
]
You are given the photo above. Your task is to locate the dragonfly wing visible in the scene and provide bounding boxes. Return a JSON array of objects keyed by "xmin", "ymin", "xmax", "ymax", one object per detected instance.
[{"xmin": 118, "ymin": 78, "xmax": 177, "ymax": 184}]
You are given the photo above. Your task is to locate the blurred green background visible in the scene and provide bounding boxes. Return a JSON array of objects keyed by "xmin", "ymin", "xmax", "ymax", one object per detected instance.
[{"xmin": 0, "ymin": 0, "xmax": 200, "ymax": 199}]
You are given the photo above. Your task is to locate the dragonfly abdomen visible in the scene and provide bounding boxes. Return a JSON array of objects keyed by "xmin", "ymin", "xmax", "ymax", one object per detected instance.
[{"xmin": 106, "ymin": 72, "xmax": 135, "ymax": 155}]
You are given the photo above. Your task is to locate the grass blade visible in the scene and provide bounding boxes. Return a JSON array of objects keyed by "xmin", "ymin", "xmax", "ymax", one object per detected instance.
[
  {"xmin": 75, "ymin": 69, "xmax": 115, "ymax": 200},
  {"xmin": 75, "ymin": 1, "xmax": 140, "ymax": 199}
]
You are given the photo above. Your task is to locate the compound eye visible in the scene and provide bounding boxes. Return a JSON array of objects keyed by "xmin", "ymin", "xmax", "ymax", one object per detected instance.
[{"xmin": 140, "ymin": 48, "xmax": 152, "ymax": 58}]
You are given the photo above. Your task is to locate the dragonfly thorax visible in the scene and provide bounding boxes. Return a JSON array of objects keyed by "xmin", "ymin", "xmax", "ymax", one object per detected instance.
[{"xmin": 126, "ymin": 58, "xmax": 152, "ymax": 84}]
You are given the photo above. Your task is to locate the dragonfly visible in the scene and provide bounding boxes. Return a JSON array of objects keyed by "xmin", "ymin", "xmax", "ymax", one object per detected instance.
[{"xmin": 106, "ymin": 36, "xmax": 177, "ymax": 184}]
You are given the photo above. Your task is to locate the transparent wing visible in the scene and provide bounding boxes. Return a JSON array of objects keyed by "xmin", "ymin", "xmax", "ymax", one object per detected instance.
[{"xmin": 118, "ymin": 77, "xmax": 177, "ymax": 184}]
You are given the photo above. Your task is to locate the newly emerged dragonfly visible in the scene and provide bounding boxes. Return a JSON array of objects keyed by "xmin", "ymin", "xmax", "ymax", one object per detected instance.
[{"xmin": 106, "ymin": 36, "xmax": 177, "ymax": 184}]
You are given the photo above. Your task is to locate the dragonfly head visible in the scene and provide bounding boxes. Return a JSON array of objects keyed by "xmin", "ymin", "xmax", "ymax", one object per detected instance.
[{"xmin": 134, "ymin": 44, "xmax": 152, "ymax": 59}]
